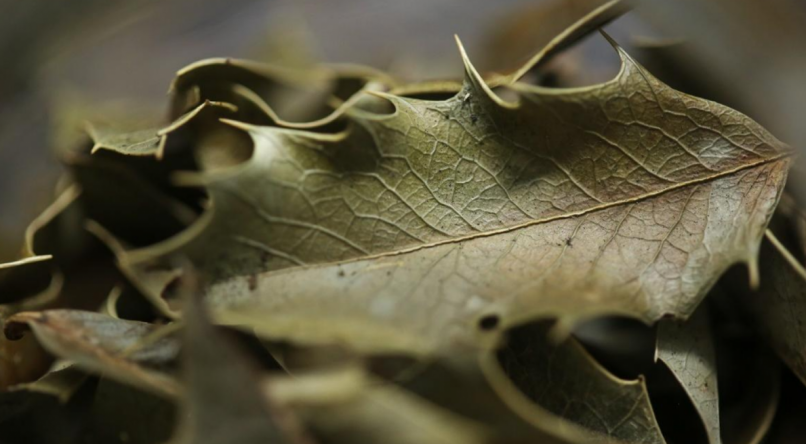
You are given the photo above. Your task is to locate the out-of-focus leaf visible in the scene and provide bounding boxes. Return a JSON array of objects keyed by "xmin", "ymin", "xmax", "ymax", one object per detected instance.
[
  {"xmin": 484, "ymin": 0, "xmax": 629, "ymax": 85},
  {"xmin": 10, "ymin": 363, "xmax": 88, "ymax": 403},
  {"xmin": 0, "ymin": 256, "xmax": 57, "ymax": 306},
  {"xmin": 746, "ymin": 231, "xmax": 806, "ymax": 386},
  {"xmin": 656, "ymin": 307, "xmax": 721, "ymax": 444},
  {"xmin": 87, "ymin": 100, "xmax": 237, "ymax": 159},
  {"xmin": 114, "ymin": 35, "xmax": 790, "ymax": 357},
  {"xmin": 774, "ymin": 192, "xmax": 806, "ymax": 260},
  {"xmin": 499, "ymin": 321, "xmax": 663, "ymax": 443},
  {"xmin": 19, "ymin": 186, "xmax": 130, "ymax": 313},
  {"xmin": 397, "ymin": 345, "xmax": 619, "ymax": 444},
  {"xmin": 168, "ymin": 58, "xmax": 394, "ymax": 129},
  {"xmin": 0, "ymin": 371, "xmax": 95, "ymax": 444},
  {"xmin": 266, "ymin": 366, "xmax": 488, "ymax": 444},
  {"xmin": 719, "ymin": 345, "xmax": 779, "ymax": 444},
  {"xmin": 762, "ymin": 368, "xmax": 806, "ymax": 444},
  {"xmin": 166, "ymin": 285, "xmax": 313, "ymax": 444},
  {"xmin": 85, "ymin": 377, "xmax": 176, "ymax": 444},
  {"xmin": 4, "ymin": 310, "xmax": 180, "ymax": 397}
]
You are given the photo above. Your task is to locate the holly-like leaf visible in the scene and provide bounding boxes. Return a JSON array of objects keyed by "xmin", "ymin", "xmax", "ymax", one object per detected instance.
[
  {"xmin": 88, "ymin": 100, "xmax": 237, "ymax": 159},
  {"xmin": 500, "ymin": 321, "xmax": 664, "ymax": 443},
  {"xmin": 168, "ymin": 58, "xmax": 394, "ymax": 129},
  {"xmin": 656, "ymin": 306, "xmax": 721, "ymax": 444},
  {"xmin": 115, "ymin": 35, "xmax": 790, "ymax": 356}
]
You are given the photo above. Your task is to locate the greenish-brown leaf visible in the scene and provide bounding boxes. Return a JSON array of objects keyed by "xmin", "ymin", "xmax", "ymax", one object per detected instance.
[
  {"xmin": 4, "ymin": 310, "xmax": 180, "ymax": 397},
  {"xmin": 115, "ymin": 36, "xmax": 789, "ymax": 357},
  {"xmin": 88, "ymin": 100, "xmax": 238, "ymax": 159},
  {"xmin": 166, "ymin": 288, "xmax": 313, "ymax": 444},
  {"xmin": 500, "ymin": 321, "xmax": 664, "ymax": 443},
  {"xmin": 656, "ymin": 306, "xmax": 720, "ymax": 444},
  {"xmin": 266, "ymin": 366, "xmax": 489, "ymax": 444},
  {"xmin": 748, "ymin": 231, "xmax": 806, "ymax": 386}
]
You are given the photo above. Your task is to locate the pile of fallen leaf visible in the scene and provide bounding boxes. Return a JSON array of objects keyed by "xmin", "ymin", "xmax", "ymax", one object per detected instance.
[{"xmin": 1, "ymin": 2, "xmax": 805, "ymax": 444}]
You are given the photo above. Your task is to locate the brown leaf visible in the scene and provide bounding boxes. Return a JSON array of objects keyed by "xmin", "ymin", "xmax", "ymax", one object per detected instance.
[
  {"xmin": 746, "ymin": 231, "xmax": 806, "ymax": 386},
  {"xmin": 655, "ymin": 306, "xmax": 721, "ymax": 444},
  {"xmin": 113, "ymin": 35, "xmax": 790, "ymax": 358},
  {"xmin": 4, "ymin": 310, "xmax": 180, "ymax": 397},
  {"xmin": 166, "ymin": 285, "xmax": 313, "ymax": 444},
  {"xmin": 500, "ymin": 321, "xmax": 663, "ymax": 443}
]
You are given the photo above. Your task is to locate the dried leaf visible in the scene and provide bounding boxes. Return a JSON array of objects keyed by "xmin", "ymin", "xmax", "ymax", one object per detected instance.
[
  {"xmin": 10, "ymin": 363, "xmax": 88, "ymax": 404},
  {"xmin": 747, "ymin": 231, "xmax": 806, "ymax": 386},
  {"xmin": 168, "ymin": 58, "xmax": 393, "ymax": 129},
  {"xmin": 107, "ymin": 35, "xmax": 792, "ymax": 359},
  {"xmin": 500, "ymin": 321, "xmax": 663, "ymax": 443},
  {"xmin": 166, "ymin": 287, "xmax": 313, "ymax": 444},
  {"xmin": 88, "ymin": 100, "xmax": 237, "ymax": 159},
  {"xmin": 656, "ymin": 306, "xmax": 721, "ymax": 444},
  {"xmin": 4, "ymin": 310, "xmax": 180, "ymax": 397},
  {"xmin": 267, "ymin": 367, "xmax": 489, "ymax": 444},
  {"xmin": 87, "ymin": 378, "xmax": 176, "ymax": 444}
]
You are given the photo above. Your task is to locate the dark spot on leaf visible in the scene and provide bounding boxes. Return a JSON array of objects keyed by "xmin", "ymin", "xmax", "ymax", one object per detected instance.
[
  {"xmin": 470, "ymin": 114, "xmax": 478, "ymax": 124},
  {"xmin": 337, "ymin": 269, "xmax": 345, "ymax": 277},
  {"xmin": 478, "ymin": 314, "xmax": 500, "ymax": 331}
]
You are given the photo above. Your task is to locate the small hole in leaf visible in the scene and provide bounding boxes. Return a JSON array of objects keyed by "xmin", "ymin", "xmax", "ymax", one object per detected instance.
[
  {"xmin": 161, "ymin": 276, "xmax": 181, "ymax": 302},
  {"xmin": 478, "ymin": 314, "xmax": 500, "ymax": 330}
]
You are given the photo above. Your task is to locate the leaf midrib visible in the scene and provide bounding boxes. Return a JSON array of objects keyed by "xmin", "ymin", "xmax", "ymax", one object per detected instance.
[{"xmin": 228, "ymin": 152, "xmax": 792, "ymax": 279}]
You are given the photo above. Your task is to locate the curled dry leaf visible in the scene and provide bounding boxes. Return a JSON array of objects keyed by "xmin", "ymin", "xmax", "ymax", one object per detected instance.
[
  {"xmin": 88, "ymin": 100, "xmax": 238, "ymax": 159},
  {"xmin": 167, "ymin": 58, "xmax": 395, "ymax": 128},
  {"xmin": 655, "ymin": 306, "xmax": 721, "ymax": 444},
  {"xmin": 500, "ymin": 321, "xmax": 663, "ymax": 443},
  {"xmin": 3, "ymin": 310, "xmax": 181, "ymax": 397},
  {"xmin": 747, "ymin": 231, "xmax": 806, "ymax": 386}
]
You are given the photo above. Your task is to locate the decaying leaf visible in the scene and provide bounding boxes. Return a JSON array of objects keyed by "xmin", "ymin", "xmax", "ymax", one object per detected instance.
[
  {"xmin": 656, "ymin": 306, "xmax": 720, "ymax": 444},
  {"xmin": 88, "ymin": 100, "xmax": 237, "ymax": 159},
  {"xmin": 4, "ymin": 310, "xmax": 180, "ymax": 397},
  {"xmin": 167, "ymin": 284, "xmax": 312, "ymax": 444},
  {"xmin": 113, "ymin": 35, "xmax": 791, "ymax": 357},
  {"xmin": 500, "ymin": 321, "xmax": 663, "ymax": 443},
  {"xmin": 267, "ymin": 366, "xmax": 490, "ymax": 444},
  {"xmin": 746, "ymin": 231, "xmax": 806, "ymax": 386}
]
